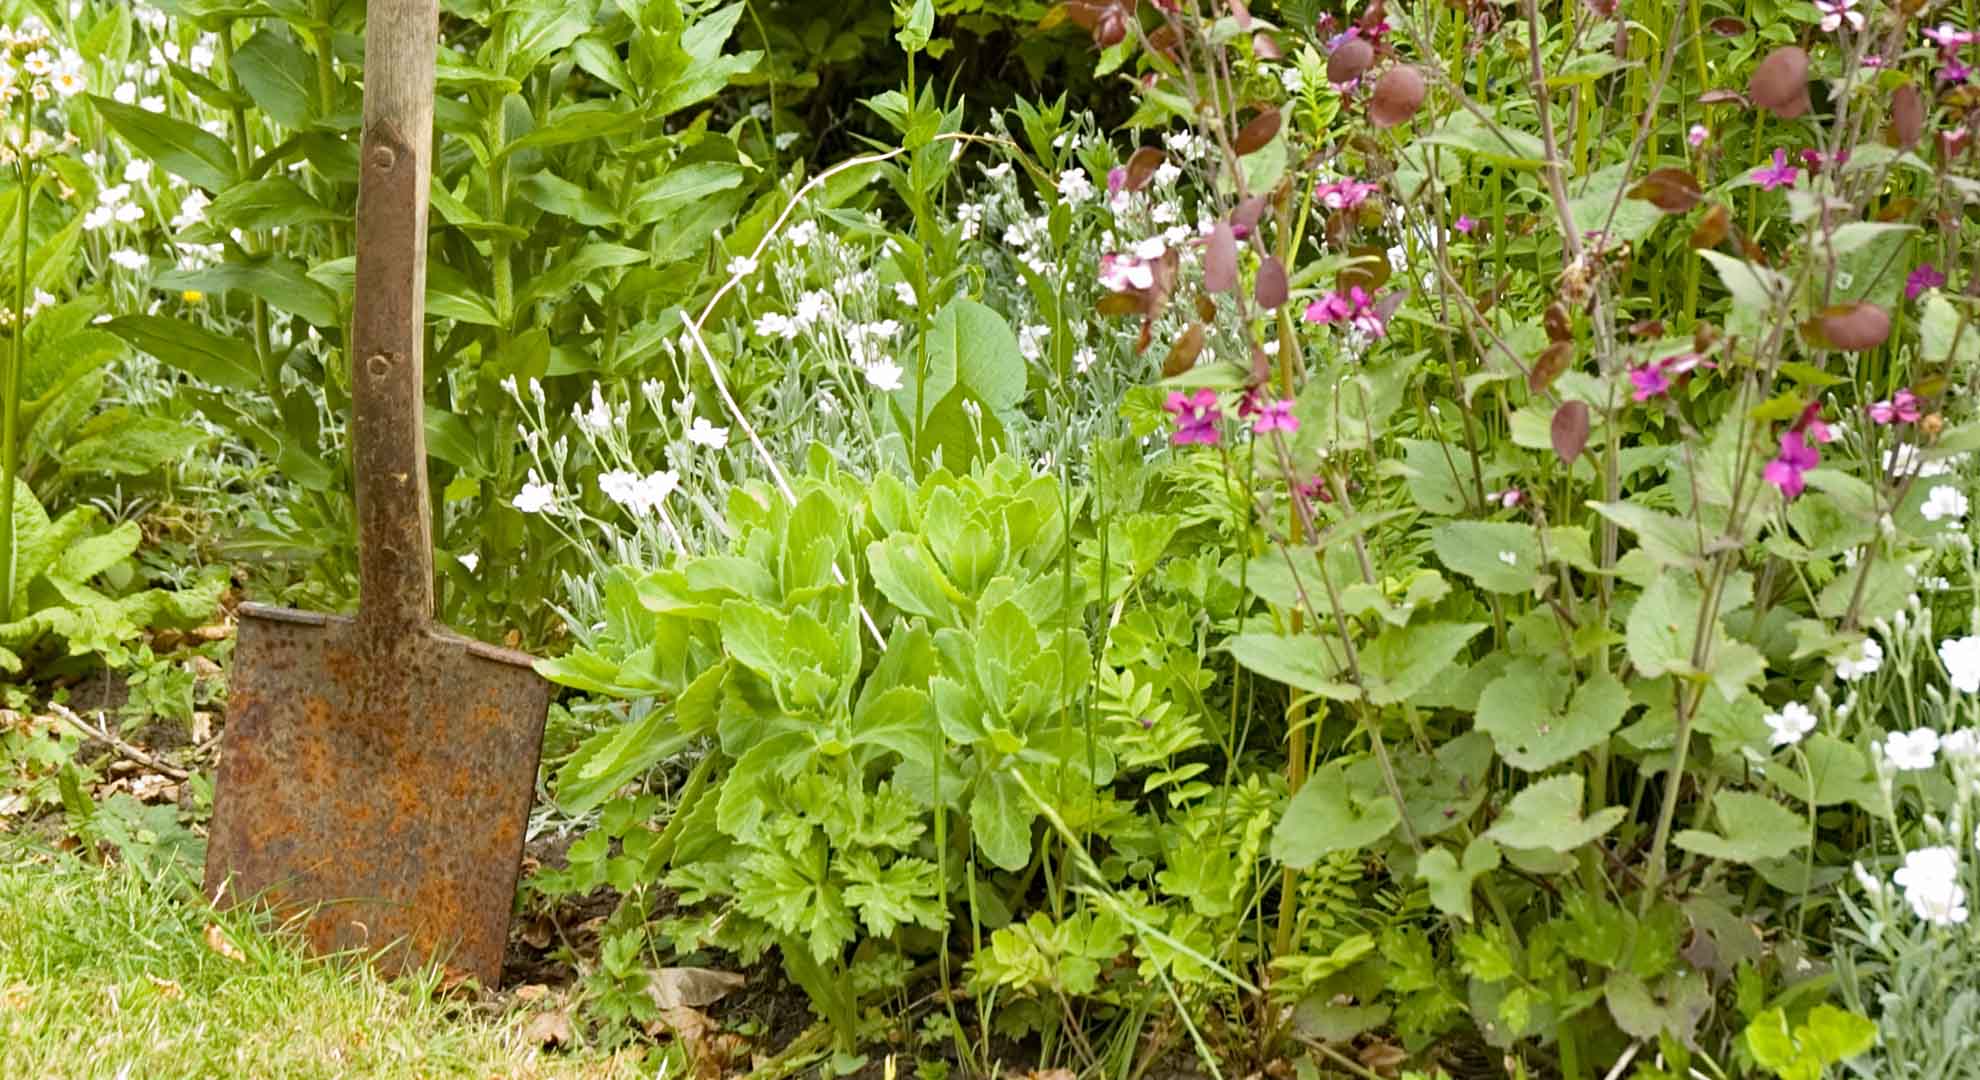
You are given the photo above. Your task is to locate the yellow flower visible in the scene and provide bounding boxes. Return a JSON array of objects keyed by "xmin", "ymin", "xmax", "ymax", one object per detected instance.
[{"xmin": 181, "ymin": 290, "xmax": 203, "ymax": 303}]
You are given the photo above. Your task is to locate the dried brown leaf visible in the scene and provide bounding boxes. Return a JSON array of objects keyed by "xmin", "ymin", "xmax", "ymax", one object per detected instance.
[
  {"xmin": 1890, "ymin": 84, "xmax": 1925, "ymax": 149},
  {"xmin": 521, "ymin": 1008, "xmax": 574, "ymax": 1047},
  {"xmin": 202, "ymin": 923, "xmax": 245, "ymax": 963},
  {"xmin": 1529, "ymin": 340, "xmax": 1574, "ymax": 394},
  {"xmin": 1689, "ymin": 203, "xmax": 1730, "ymax": 250},
  {"xmin": 1817, "ymin": 302, "xmax": 1892, "ymax": 351},
  {"xmin": 648, "ymin": 967, "xmax": 745, "ymax": 1011},
  {"xmin": 1552, "ymin": 400, "xmax": 1592, "ymax": 466},
  {"xmin": 1164, "ymin": 323, "xmax": 1208, "ymax": 377},
  {"xmin": 1628, "ymin": 167, "xmax": 1703, "ymax": 213}
]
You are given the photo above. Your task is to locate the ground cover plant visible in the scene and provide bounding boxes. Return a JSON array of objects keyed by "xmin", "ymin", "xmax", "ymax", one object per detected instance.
[{"xmin": 7, "ymin": 0, "xmax": 1980, "ymax": 1077}]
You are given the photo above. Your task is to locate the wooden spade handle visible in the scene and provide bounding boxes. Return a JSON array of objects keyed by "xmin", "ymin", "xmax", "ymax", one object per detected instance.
[{"xmin": 351, "ymin": 0, "xmax": 438, "ymax": 631}]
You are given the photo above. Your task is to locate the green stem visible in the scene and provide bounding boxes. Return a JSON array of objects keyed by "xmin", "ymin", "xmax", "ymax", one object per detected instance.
[
  {"xmin": 217, "ymin": 27, "xmax": 275, "ymax": 393},
  {"xmin": 0, "ymin": 160, "xmax": 26, "ymax": 623}
]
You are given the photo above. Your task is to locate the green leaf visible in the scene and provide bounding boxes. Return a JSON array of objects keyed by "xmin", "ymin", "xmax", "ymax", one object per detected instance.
[
  {"xmin": 1417, "ymin": 836, "xmax": 1500, "ymax": 922},
  {"xmin": 231, "ymin": 25, "xmax": 316, "ymax": 129},
  {"xmin": 1430, "ymin": 521, "xmax": 1546, "ymax": 594},
  {"xmin": 1225, "ymin": 632, "xmax": 1355, "ymax": 700},
  {"xmin": 972, "ymin": 769, "xmax": 1035, "ymax": 871},
  {"xmin": 1922, "ymin": 294, "xmax": 1980, "ymax": 370},
  {"xmin": 1673, "ymin": 791, "xmax": 1808, "ymax": 865},
  {"xmin": 54, "ymin": 521, "xmax": 140, "ymax": 584},
  {"xmin": 1699, "ymin": 250, "xmax": 1788, "ymax": 340},
  {"xmin": 718, "ymin": 600, "xmax": 791, "ymax": 686},
  {"xmin": 1484, "ymin": 775, "xmax": 1626, "ymax": 853},
  {"xmin": 1590, "ymin": 501, "xmax": 1704, "ymax": 569},
  {"xmin": 555, "ymin": 694, "xmax": 703, "ymax": 814},
  {"xmin": 866, "ymin": 534, "xmax": 960, "ymax": 624},
  {"xmin": 631, "ymin": 162, "xmax": 747, "ymax": 226},
  {"xmin": 1797, "ymin": 1004, "xmax": 1877, "ymax": 1067},
  {"xmin": 1272, "ymin": 760, "xmax": 1402, "ymax": 867},
  {"xmin": 60, "ymin": 418, "xmax": 208, "ymax": 479},
  {"xmin": 1477, "ymin": 661, "xmax": 1629, "ymax": 770},
  {"xmin": 90, "ymin": 96, "xmax": 237, "ymax": 191},
  {"xmin": 1418, "ymin": 110, "xmax": 1547, "ymax": 168},
  {"xmin": 1358, "ymin": 621, "xmax": 1486, "ymax": 705},
  {"xmin": 1626, "ymin": 574, "xmax": 1702, "ymax": 679},
  {"xmin": 1766, "ymin": 734, "xmax": 1877, "ymax": 808},
  {"xmin": 156, "ymin": 257, "xmax": 339, "ymax": 328},
  {"xmin": 105, "ymin": 315, "xmax": 261, "ymax": 392},
  {"xmin": 205, "ymin": 177, "xmax": 344, "ymax": 232},
  {"xmin": 517, "ymin": 170, "xmax": 620, "ymax": 227},
  {"xmin": 514, "ymin": 243, "xmax": 646, "ymax": 309},
  {"xmin": 500, "ymin": 102, "xmax": 644, "ymax": 159}
]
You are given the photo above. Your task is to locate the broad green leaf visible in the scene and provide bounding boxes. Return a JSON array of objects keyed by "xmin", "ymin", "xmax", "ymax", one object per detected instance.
[
  {"xmin": 555, "ymin": 693, "xmax": 704, "ymax": 814},
  {"xmin": 1699, "ymin": 250, "xmax": 1788, "ymax": 339},
  {"xmin": 1418, "ymin": 110, "xmax": 1547, "ymax": 168},
  {"xmin": 972, "ymin": 769, "xmax": 1035, "ymax": 871},
  {"xmin": 1225, "ymin": 632, "xmax": 1354, "ymax": 699},
  {"xmin": 231, "ymin": 25, "xmax": 316, "ymax": 128},
  {"xmin": 53, "ymin": 521, "xmax": 140, "ymax": 584},
  {"xmin": 1590, "ymin": 501, "xmax": 1704, "ymax": 569},
  {"xmin": 156, "ymin": 257, "xmax": 339, "ymax": 327},
  {"xmin": 1673, "ymin": 791, "xmax": 1807, "ymax": 864},
  {"xmin": 90, "ymin": 96, "xmax": 237, "ymax": 191},
  {"xmin": 866, "ymin": 534, "xmax": 960, "ymax": 623},
  {"xmin": 1766, "ymin": 734, "xmax": 1877, "ymax": 808},
  {"xmin": 631, "ymin": 162, "xmax": 748, "ymax": 225},
  {"xmin": 59, "ymin": 418, "xmax": 208, "ymax": 479},
  {"xmin": 515, "ymin": 243, "xmax": 646, "ymax": 309},
  {"xmin": 1477, "ymin": 661, "xmax": 1629, "ymax": 770},
  {"xmin": 1431, "ymin": 521, "xmax": 1546, "ymax": 594},
  {"xmin": 106, "ymin": 315, "xmax": 261, "ymax": 392},
  {"xmin": 1272, "ymin": 760, "xmax": 1402, "ymax": 867},
  {"xmin": 1922, "ymin": 294, "xmax": 1980, "ymax": 370},
  {"xmin": 1417, "ymin": 836, "xmax": 1500, "ymax": 922},
  {"xmin": 717, "ymin": 600, "xmax": 791, "ymax": 686},
  {"xmin": 500, "ymin": 102, "xmax": 644, "ymax": 158},
  {"xmin": 1358, "ymin": 621, "xmax": 1486, "ymax": 705},
  {"xmin": 517, "ymin": 170, "xmax": 620, "ymax": 226},
  {"xmin": 1626, "ymin": 574, "xmax": 1702, "ymax": 679},
  {"xmin": 205, "ymin": 177, "xmax": 344, "ymax": 232},
  {"xmin": 1484, "ymin": 775, "xmax": 1626, "ymax": 853}
]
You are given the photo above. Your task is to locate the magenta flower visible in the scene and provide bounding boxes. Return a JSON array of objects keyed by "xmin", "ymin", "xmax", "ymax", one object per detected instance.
[
  {"xmin": 1315, "ymin": 178, "xmax": 1380, "ymax": 211},
  {"xmin": 1454, "ymin": 214, "xmax": 1478, "ymax": 234},
  {"xmin": 1164, "ymin": 389, "xmax": 1223, "ymax": 446},
  {"xmin": 1752, "ymin": 148, "xmax": 1800, "ymax": 191},
  {"xmin": 1304, "ymin": 287, "xmax": 1390, "ymax": 337},
  {"xmin": 1869, "ymin": 389, "xmax": 1923, "ymax": 425},
  {"xmin": 1907, "ymin": 263, "xmax": 1948, "ymax": 300},
  {"xmin": 1107, "ymin": 166, "xmax": 1127, "ymax": 197},
  {"xmin": 1098, "ymin": 253, "xmax": 1154, "ymax": 293},
  {"xmin": 1796, "ymin": 401, "xmax": 1838, "ymax": 446},
  {"xmin": 1629, "ymin": 362, "xmax": 1672, "ymax": 401},
  {"xmin": 1303, "ymin": 292, "xmax": 1352, "ymax": 325},
  {"xmin": 1924, "ymin": 23, "xmax": 1979, "ymax": 48},
  {"xmin": 1489, "ymin": 487, "xmax": 1523, "ymax": 509},
  {"xmin": 1944, "ymin": 59, "xmax": 1974, "ymax": 83},
  {"xmin": 1817, "ymin": 0, "xmax": 1863, "ymax": 33},
  {"xmin": 1251, "ymin": 397, "xmax": 1300, "ymax": 435},
  {"xmin": 1688, "ymin": 124, "xmax": 1709, "ymax": 147},
  {"xmin": 1765, "ymin": 428, "xmax": 1821, "ymax": 500}
]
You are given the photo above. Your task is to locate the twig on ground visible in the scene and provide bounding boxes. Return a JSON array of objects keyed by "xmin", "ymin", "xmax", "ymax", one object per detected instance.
[{"xmin": 47, "ymin": 703, "xmax": 191, "ymax": 781}]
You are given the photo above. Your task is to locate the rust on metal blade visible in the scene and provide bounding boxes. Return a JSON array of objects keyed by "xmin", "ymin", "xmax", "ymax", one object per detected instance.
[{"xmin": 203, "ymin": 603, "xmax": 549, "ymax": 985}]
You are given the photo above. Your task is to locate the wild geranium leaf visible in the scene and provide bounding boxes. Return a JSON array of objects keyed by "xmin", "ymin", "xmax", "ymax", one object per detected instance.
[
  {"xmin": 1358, "ymin": 621, "xmax": 1485, "ymax": 705},
  {"xmin": 1590, "ymin": 502, "xmax": 1704, "ymax": 569},
  {"xmin": 1417, "ymin": 836, "xmax": 1500, "ymax": 922},
  {"xmin": 1431, "ymin": 522, "xmax": 1545, "ymax": 594},
  {"xmin": 1765, "ymin": 734, "xmax": 1877, "ymax": 808},
  {"xmin": 1477, "ymin": 661, "xmax": 1629, "ymax": 771},
  {"xmin": 1674, "ymin": 791, "xmax": 1808, "ymax": 865},
  {"xmin": 841, "ymin": 850, "xmax": 943, "ymax": 937},
  {"xmin": 1272, "ymin": 760, "xmax": 1401, "ymax": 867},
  {"xmin": 1699, "ymin": 251, "xmax": 1787, "ymax": 338},
  {"xmin": 1627, "ymin": 574, "xmax": 1702, "ymax": 678},
  {"xmin": 1921, "ymin": 294, "xmax": 1980, "ymax": 370},
  {"xmin": 1225, "ymin": 632, "xmax": 1355, "ymax": 699},
  {"xmin": 1484, "ymin": 775, "xmax": 1626, "ymax": 853}
]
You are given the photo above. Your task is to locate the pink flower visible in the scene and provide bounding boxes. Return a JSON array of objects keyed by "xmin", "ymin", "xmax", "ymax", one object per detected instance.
[
  {"xmin": 1796, "ymin": 401, "xmax": 1838, "ymax": 446},
  {"xmin": 1454, "ymin": 214, "xmax": 1478, "ymax": 234},
  {"xmin": 1688, "ymin": 123, "xmax": 1709, "ymax": 147},
  {"xmin": 1251, "ymin": 397, "xmax": 1300, "ymax": 435},
  {"xmin": 1765, "ymin": 428, "xmax": 1821, "ymax": 500},
  {"xmin": 1944, "ymin": 58, "xmax": 1974, "ymax": 83},
  {"xmin": 1301, "ymin": 287, "xmax": 1393, "ymax": 337},
  {"xmin": 1907, "ymin": 263, "xmax": 1948, "ymax": 300},
  {"xmin": 1107, "ymin": 166, "xmax": 1127, "ymax": 197},
  {"xmin": 1924, "ymin": 23, "xmax": 1979, "ymax": 48},
  {"xmin": 1752, "ymin": 148, "xmax": 1800, "ymax": 191},
  {"xmin": 1099, "ymin": 253, "xmax": 1154, "ymax": 292},
  {"xmin": 1164, "ymin": 389, "xmax": 1223, "ymax": 446},
  {"xmin": 1315, "ymin": 178, "xmax": 1380, "ymax": 211},
  {"xmin": 1303, "ymin": 292, "xmax": 1352, "ymax": 325},
  {"xmin": 1489, "ymin": 488, "xmax": 1523, "ymax": 509},
  {"xmin": 1629, "ymin": 362, "xmax": 1672, "ymax": 401},
  {"xmin": 1817, "ymin": 0, "xmax": 1863, "ymax": 33},
  {"xmin": 1800, "ymin": 147, "xmax": 1849, "ymax": 172},
  {"xmin": 1869, "ymin": 389, "xmax": 1923, "ymax": 425}
]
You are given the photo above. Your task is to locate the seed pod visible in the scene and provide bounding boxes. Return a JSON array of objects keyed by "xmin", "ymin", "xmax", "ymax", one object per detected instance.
[
  {"xmin": 1235, "ymin": 108, "xmax": 1283, "ymax": 156},
  {"xmin": 1164, "ymin": 323, "xmax": 1207, "ymax": 377},
  {"xmin": 1552, "ymin": 400, "xmax": 1591, "ymax": 466},
  {"xmin": 1817, "ymin": 302, "xmax": 1892, "ymax": 351},
  {"xmin": 1890, "ymin": 84, "xmax": 1925, "ymax": 149},
  {"xmin": 1125, "ymin": 146, "xmax": 1164, "ymax": 192},
  {"xmin": 1529, "ymin": 340, "xmax": 1574, "ymax": 393},
  {"xmin": 1327, "ymin": 36, "xmax": 1375, "ymax": 84},
  {"xmin": 1255, "ymin": 256, "xmax": 1289, "ymax": 310},
  {"xmin": 1628, "ymin": 167, "xmax": 1704, "ymax": 213},
  {"xmin": 1749, "ymin": 47, "xmax": 1811, "ymax": 120},
  {"xmin": 1544, "ymin": 301, "xmax": 1572, "ymax": 343},
  {"xmin": 1689, "ymin": 203, "xmax": 1730, "ymax": 250},
  {"xmin": 1204, "ymin": 222, "xmax": 1239, "ymax": 293},
  {"xmin": 1369, "ymin": 66, "xmax": 1427, "ymax": 128}
]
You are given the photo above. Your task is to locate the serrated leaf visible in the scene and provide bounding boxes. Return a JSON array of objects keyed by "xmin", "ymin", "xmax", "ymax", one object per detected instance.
[
  {"xmin": 1485, "ymin": 775, "xmax": 1625, "ymax": 853},
  {"xmin": 1674, "ymin": 791, "xmax": 1808, "ymax": 864},
  {"xmin": 1477, "ymin": 661, "xmax": 1629, "ymax": 770},
  {"xmin": 1273, "ymin": 759, "xmax": 1402, "ymax": 867},
  {"xmin": 1417, "ymin": 836, "xmax": 1500, "ymax": 922}
]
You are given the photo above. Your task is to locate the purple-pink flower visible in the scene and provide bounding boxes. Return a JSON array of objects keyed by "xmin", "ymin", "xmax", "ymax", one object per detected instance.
[
  {"xmin": 1907, "ymin": 263, "xmax": 1948, "ymax": 300},
  {"xmin": 1869, "ymin": 389, "xmax": 1923, "ymax": 425},
  {"xmin": 1627, "ymin": 352, "xmax": 1709, "ymax": 402},
  {"xmin": 1817, "ymin": 0, "xmax": 1863, "ymax": 33},
  {"xmin": 1305, "ymin": 286, "xmax": 1391, "ymax": 337},
  {"xmin": 1944, "ymin": 59, "xmax": 1974, "ymax": 84},
  {"xmin": 1099, "ymin": 253, "xmax": 1154, "ymax": 293},
  {"xmin": 1765, "ymin": 428, "xmax": 1821, "ymax": 500},
  {"xmin": 1251, "ymin": 397, "xmax": 1300, "ymax": 435},
  {"xmin": 1752, "ymin": 148, "xmax": 1800, "ymax": 191},
  {"xmin": 1924, "ymin": 23, "xmax": 1979, "ymax": 48},
  {"xmin": 1315, "ymin": 178, "xmax": 1380, "ymax": 211},
  {"xmin": 1688, "ymin": 124, "xmax": 1709, "ymax": 147},
  {"xmin": 1454, "ymin": 214, "xmax": 1478, "ymax": 234},
  {"xmin": 1164, "ymin": 389, "xmax": 1223, "ymax": 446}
]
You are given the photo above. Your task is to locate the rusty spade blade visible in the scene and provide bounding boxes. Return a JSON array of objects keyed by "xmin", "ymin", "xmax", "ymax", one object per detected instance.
[{"xmin": 203, "ymin": 0, "xmax": 549, "ymax": 987}]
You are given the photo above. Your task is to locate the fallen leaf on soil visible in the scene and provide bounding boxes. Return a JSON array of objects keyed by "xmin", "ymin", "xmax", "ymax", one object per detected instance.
[
  {"xmin": 202, "ymin": 923, "xmax": 246, "ymax": 963},
  {"xmin": 521, "ymin": 1008, "xmax": 574, "ymax": 1047},
  {"xmin": 0, "ymin": 792, "xmax": 24, "ymax": 818},
  {"xmin": 1020, "ymin": 1071, "xmax": 1077, "ymax": 1080},
  {"xmin": 190, "ymin": 712, "xmax": 213, "ymax": 744},
  {"xmin": 190, "ymin": 623, "xmax": 232, "ymax": 642},
  {"xmin": 512, "ymin": 983, "xmax": 552, "ymax": 1004},
  {"xmin": 0, "ymin": 983, "xmax": 28, "ymax": 1010},
  {"xmin": 1358, "ymin": 1040, "xmax": 1408, "ymax": 1073},
  {"xmin": 143, "ymin": 973, "xmax": 184, "ymax": 1000},
  {"xmin": 645, "ymin": 1005, "xmax": 715, "ymax": 1042},
  {"xmin": 647, "ymin": 967, "xmax": 745, "ymax": 1010}
]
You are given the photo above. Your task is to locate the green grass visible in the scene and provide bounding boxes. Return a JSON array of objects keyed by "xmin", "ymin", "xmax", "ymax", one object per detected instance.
[{"xmin": 0, "ymin": 838, "xmax": 643, "ymax": 1080}]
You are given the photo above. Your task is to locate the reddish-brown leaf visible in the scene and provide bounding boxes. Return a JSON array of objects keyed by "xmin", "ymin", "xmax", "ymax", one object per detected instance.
[
  {"xmin": 1629, "ymin": 319, "xmax": 1665, "ymax": 338},
  {"xmin": 1232, "ymin": 195, "xmax": 1268, "ymax": 233},
  {"xmin": 1164, "ymin": 323, "xmax": 1208, "ymax": 377},
  {"xmin": 1125, "ymin": 146, "xmax": 1164, "ymax": 192},
  {"xmin": 1749, "ymin": 47, "xmax": 1811, "ymax": 119},
  {"xmin": 1252, "ymin": 31, "xmax": 1283, "ymax": 60},
  {"xmin": 1628, "ymin": 167, "xmax": 1704, "ymax": 213},
  {"xmin": 1096, "ymin": 292, "xmax": 1141, "ymax": 318},
  {"xmin": 1707, "ymin": 16, "xmax": 1747, "ymax": 34},
  {"xmin": 1235, "ymin": 108, "xmax": 1282, "ymax": 156},
  {"xmin": 1817, "ymin": 302, "xmax": 1892, "ymax": 351},
  {"xmin": 1337, "ymin": 245, "xmax": 1392, "ymax": 293},
  {"xmin": 1698, "ymin": 89, "xmax": 1749, "ymax": 107},
  {"xmin": 1369, "ymin": 66, "xmax": 1427, "ymax": 128},
  {"xmin": 1552, "ymin": 400, "xmax": 1591, "ymax": 466},
  {"xmin": 1193, "ymin": 293, "xmax": 1218, "ymax": 322},
  {"xmin": 1689, "ymin": 203, "xmax": 1730, "ymax": 250},
  {"xmin": 1255, "ymin": 256, "xmax": 1289, "ymax": 309},
  {"xmin": 1147, "ymin": 23, "xmax": 1180, "ymax": 57},
  {"xmin": 1204, "ymin": 222, "xmax": 1239, "ymax": 293},
  {"xmin": 1327, "ymin": 36, "xmax": 1375, "ymax": 84},
  {"xmin": 1529, "ymin": 340, "xmax": 1574, "ymax": 394},
  {"xmin": 1544, "ymin": 301, "xmax": 1573, "ymax": 343},
  {"xmin": 1889, "ymin": 84, "xmax": 1925, "ymax": 149}
]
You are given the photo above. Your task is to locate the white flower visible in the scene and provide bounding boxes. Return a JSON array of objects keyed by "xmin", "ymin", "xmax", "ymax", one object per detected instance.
[
  {"xmin": 109, "ymin": 249, "xmax": 148, "ymax": 271},
  {"xmin": 139, "ymin": 95, "xmax": 165, "ymax": 114},
  {"xmin": 123, "ymin": 159, "xmax": 152, "ymax": 184},
  {"xmin": 1895, "ymin": 847, "xmax": 1968, "ymax": 927},
  {"xmin": 786, "ymin": 220, "xmax": 818, "ymax": 248},
  {"xmin": 1853, "ymin": 861, "xmax": 1884, "ymax": 896},
  {"xmin": 956, "ymin": 202, "xmax": 983, "ymax": 240},
  {"xmin": 983, "ymin": 162, "xmax": 1012, "ymax": 180},
  {"xmin": 50, "ymin": 68, "xmax": 83, "ymax": 97},
  {"xmin": 189, "ymin": 40, "xmax": 215, "ymax": 71},
  {"xmin": 114, "ymin": 203, "xmax": 144, "ymax": 224},
  {"xmin": 725, "ymin": 254, "xmax": 757, "ymax": 276},
  {"xmin": 112, "ymin": 79, "xmax": 137, "ymax": 104},
  {"xmin": 1765, "ymin": 702, "xmax": 1818, "ymax": 748},
  {"xmin": 864, "ymin": 358, "xmax": 905, "ymax": 392},
  {"xmin": 774, "ymin": 131, "xmax": 798, "ymax": 151},
  {"xmin": 82, "ymin": 206, "xmax": 112, "ymax": 231},
  {"xmin": 754, "ymin": 311, "xmax": 797, "ymax": 339},
  {"xmin": 1817, "ymin": 0, "xmax": 1865, "ymax": 32},
  {"xmin": 171, "ymin": 190, "xmax": 209, "ymax": 230},
  {"xmin": 631, "ymin": 470, "xmax": 679, "ymax": 513},
  {"xmin": 1057, "ymin": 168, "xmax": 1095, "ymax": 204},
  {"xmin": 576, "ymin": 383, "xmax": 614, "ymax": 435},
  {"xmin": 1923, "ymin": 485, "xmax": 1969, "ymax": 524},
  {"xmin": 599, "ymin": 468, "xmax": 641, "ymax": 508},
  {"xmin": 458, "ymin": 552, "xmax": 480, "ymax": 573},
  {"xmin": 1073, "ymin": 346, "xmax": 1097, "ymax": 374},
  {"xmin": 1944, "ymin": 636, "xmax": 1980, "ymax": 693},
  {"xmin": 1943, "ymin": 728, "xmax": 1980, "ymax": 759},
  {"xmin": 512, "ymin": 472, "xmax": 556, "ymax": 514},
  {"xmin": 1835, "ymin": 637, "xmax": 1884, "ymax": 681},
  {"xmin": 894, "ymin": 281, "xmax": 917, "ymax": 308},
  {"xmin": 685, "ymin": 416, "xmax": 729, "ymax": 449},
  {"xmin": 793, "ymin": 290, "xmax": 831, "ymax": 328},
  {"xmin": 1496, "ymin": 551, "xmax": 1518, "ymax": 566},
  {"xmin": 1018, "ymin": 323, "xmax": 1049, "ymax": 362},
  {"xmin": 1884, "ymin": 728, "xmax": 1942, "ymax": 771}
]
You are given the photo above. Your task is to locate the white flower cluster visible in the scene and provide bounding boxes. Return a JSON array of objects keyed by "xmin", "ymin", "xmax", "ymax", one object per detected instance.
[{"xmin": 1891, "ymin": 846, "xmax": 1969, "ymax": 927}]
